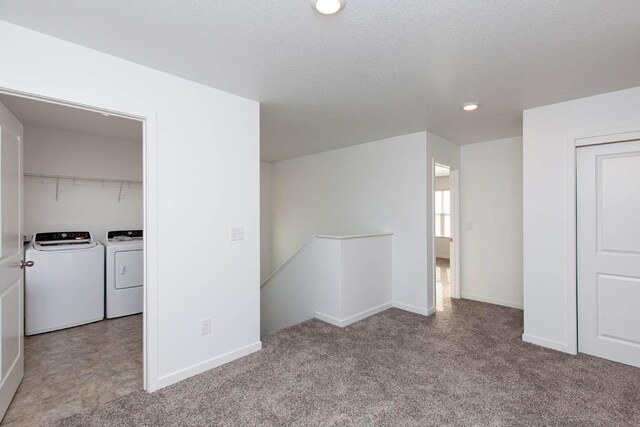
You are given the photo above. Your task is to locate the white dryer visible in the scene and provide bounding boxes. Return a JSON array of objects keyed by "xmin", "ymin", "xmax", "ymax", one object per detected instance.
[
  {"xmin": 103, "ymin": 230, "xmax": 143, "ymax": 318},
  {"xmin": 25, "ymin": 231, "xmax": 104, "ymax": 335}
]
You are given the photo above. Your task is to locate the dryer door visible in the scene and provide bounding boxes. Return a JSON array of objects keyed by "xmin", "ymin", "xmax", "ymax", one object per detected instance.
[{"xmin": 115, "ymin": 250, "xmax": 143, "ymax": 289}]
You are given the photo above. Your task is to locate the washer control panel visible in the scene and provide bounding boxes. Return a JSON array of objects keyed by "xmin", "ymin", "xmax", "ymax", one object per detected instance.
[{"xmin": 35, "ymin": 231, "xmax": 91, "ymax": 242}]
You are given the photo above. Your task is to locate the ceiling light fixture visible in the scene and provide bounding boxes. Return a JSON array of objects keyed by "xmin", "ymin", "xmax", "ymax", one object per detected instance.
[
  {"xmin": 101, "ymin": 112, "xmax": 111, "ymax": 117},
  {"xmin": 461, "ymin": 102, "xmax": 480, "ymax": 112},
  {"xmin": 312, "ymin": 0, "xmax": 345, "ymax": 15}
]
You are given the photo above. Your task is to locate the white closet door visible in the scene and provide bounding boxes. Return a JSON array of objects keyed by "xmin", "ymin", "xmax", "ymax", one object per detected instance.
[
  {"xmin": 0, "ymin": 114, "xmax": 24, "ymax": 420},
  {"xmin": 577, "ymin": 139, "xmax": 640, "ymax": 367}
]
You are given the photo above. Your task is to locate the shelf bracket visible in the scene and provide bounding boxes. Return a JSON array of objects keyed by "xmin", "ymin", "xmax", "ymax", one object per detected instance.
[
  {"xmin": 55, "ymin": 178, "xmax": 59, "ymax": 201},
  {"xmin": 118, "ymin": 182, "xmax": 124, "ymax": 203}
]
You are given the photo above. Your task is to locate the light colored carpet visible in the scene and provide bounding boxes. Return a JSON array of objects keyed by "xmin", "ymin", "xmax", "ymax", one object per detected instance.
[{"xmin": 49, "ymin": 298, "xmax": 640, "ymax": 426}]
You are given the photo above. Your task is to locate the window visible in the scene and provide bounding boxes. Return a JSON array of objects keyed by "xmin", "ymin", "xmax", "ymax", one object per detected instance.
[{"xmin": 434, "ymin": 190, "xmax": 451, "ymax": 238}]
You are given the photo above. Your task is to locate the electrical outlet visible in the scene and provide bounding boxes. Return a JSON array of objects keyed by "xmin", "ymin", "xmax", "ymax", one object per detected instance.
[
  {"xmin": 230, "ymin": 226, "xmax": 244, "ymax": 241},
  {"xmin": 201, "ymin": 318, "xmax": 211, "ymax": 335}
]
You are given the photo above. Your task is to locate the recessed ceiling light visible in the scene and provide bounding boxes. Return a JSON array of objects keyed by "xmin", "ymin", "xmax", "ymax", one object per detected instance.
[
  {"xmin": 462, "ymin": 102, "xmax": 480, "ymax": 111},
  {"xmin": 101, "ymin": 112, "xmax": 111, "ymax": 117},
  {"xmin": 312, "ymin": 0, "xmax": 345, "ymax": 15}
]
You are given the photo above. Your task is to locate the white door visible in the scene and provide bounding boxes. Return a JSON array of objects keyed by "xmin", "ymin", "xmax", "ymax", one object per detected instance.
[
  {"xmin": 0, "ymin": 103, "xmax": 25, "ymax": 420},
  {"xmin": 449, "ymin": 169, "xmax": 460, "ymax": 299},
  {"xmin": 577, "ymin": 139, "xmax": 640, "ymax": 367}
]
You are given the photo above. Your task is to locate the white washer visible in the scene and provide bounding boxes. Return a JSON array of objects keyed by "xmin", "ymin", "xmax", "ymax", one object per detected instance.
[
  {"xmin": 25, "ymin": 231, "xmax": 104, "ymax": 335},
  {"xmin": 103, "ymin": 230, "xmax": 143, "ymax": 318}
]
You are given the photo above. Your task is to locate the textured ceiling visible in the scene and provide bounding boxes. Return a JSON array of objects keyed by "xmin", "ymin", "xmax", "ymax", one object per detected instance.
[
  {"xmin": 0, "ymin": 94, "xmax": 142, "ymax": 142},
  {"xmin": 1, "ymin": 1, "xmax": 639, "ymax": 161}
]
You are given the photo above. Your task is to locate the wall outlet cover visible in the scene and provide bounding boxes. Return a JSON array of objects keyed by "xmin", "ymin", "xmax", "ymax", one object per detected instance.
[
  {"xmin": 230, "ymin": 226, "xmax": 244, "ymax": 241},
  {"xmin": 201, "ymin": 318, "xmax": 211, "ymax": 335}
]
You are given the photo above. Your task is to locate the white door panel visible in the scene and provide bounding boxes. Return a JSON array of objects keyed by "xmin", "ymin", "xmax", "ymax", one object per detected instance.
[
  {"xmin": 1, "ymin": 282, "xmax": 21, "ymax": 378},
  {"xmin": 0, "ymin": 120, "xmax": 24, "ymax": 421},
  {"xmin": 1, "ymin": 126, "xmax": 19, "ymax": 260},
  {"xmin": 596, "ymin": 274, "xmax": 640, "ymax": 344},
  {"xmin": 597, "ymin": 152, "xmax": 640, "ymax": 254},
  {"xmin": 578, "ymin": 140, "xmax": 640, "ymax": 367}
]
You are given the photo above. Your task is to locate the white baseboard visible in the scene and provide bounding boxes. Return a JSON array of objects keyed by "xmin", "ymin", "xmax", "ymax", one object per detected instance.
[
  {"xmin": 341, "ymin": 302, "xmax": 393, "ymax": 326},
  {"xmin": 392, "ymin": 301, "xmax": 431, "ymax": 316},
  {"xmin": 314, "ymin": 311, "xmax": 344, "ymax": 327},
  {"xmin": 156, "ymin": 341, "xmax": 262, "ymax": 389},
  {"xmin": 522, "ymin": 333, "xmax": 574, "ymax": 354},
  {"xmin": 461, "ymin": 292, "xmax": 523, "ymax": 310},
  {"xmin": 315, "ymin": 302, "xmax": 393, "ymax": 328}
]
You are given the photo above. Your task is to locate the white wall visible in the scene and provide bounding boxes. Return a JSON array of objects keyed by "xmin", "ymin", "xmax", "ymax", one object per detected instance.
[
  {"xmin": 0, "ymin": 21, "xmax": 260, "ymax": 389},
  {"xmin": 339, "ymin": 234, "xmax": 393, "ymax": 322},
  {"xmin": 523, "ymin": 86, "xmax": 640, "ymax": 353},
  {"xmin": 262, "ymin": 233, "xmax": 392, "ymax": 335},
  {"xmin": 271, "ymin": 132, "xmax": 431, "ymax": 315},
  {"xmin": 260, "ymin": 161, "xmax": 272, "ymax": 282},
  {"xmin": 24, "ymin": 125, "xmax": 142, "ymax": 181},
  {"xmin": 429, "ymin": 133, "xmax": 460, "ymax": 170},
  {"xmin": 261, "ymin": 238, "xmax": 334, "ymax": 335},
  {"xmin": 23, "ymin": 125, "xmax": 143, "ymax": 241},
  {"xmin": 460, "ymin": 137, "xmax": 523, "ymax": 309}
]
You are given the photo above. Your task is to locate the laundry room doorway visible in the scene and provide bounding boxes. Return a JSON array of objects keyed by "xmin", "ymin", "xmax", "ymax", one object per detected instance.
[{"xmin": 0, "ymin": 91, "xmax": 151, "ymax": 424}]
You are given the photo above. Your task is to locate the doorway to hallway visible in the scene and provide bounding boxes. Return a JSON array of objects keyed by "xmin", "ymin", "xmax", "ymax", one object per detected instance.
[{"xmin": 433, "ymin": 163, "xmax": 457, "ymax": 311}]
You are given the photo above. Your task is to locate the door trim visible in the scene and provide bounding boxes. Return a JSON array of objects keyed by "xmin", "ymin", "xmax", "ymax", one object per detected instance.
[
  {"xmin": 450, "ymin": 169, "xmax": 461, "ymax": 299},
  {"xmin": 0, "ymin": 86, "xmax": 160, "ymax": 392},
  {"xmin": 564, "ymin": 125, "xmax": 640, "ymax": 355},
  {"xmin": 429, "ymin": 162, "xmax": 460, "ymax": 307}
]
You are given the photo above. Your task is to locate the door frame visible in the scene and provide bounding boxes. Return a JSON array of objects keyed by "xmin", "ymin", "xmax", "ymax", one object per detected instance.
[
  {"xmin": 449, "ymin": 169, "xmax": 461, "ymax": 299},
  {"xmin": 564, "ymin": 126, "xmax": 640, "ymax": 355},
  {"xmin": 430, "ymin": 161, "xmax": 461, "ymax": 309},
  {"xmin": 0, "ymin": 85, "xmax": 159, "ymax": 392}
]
